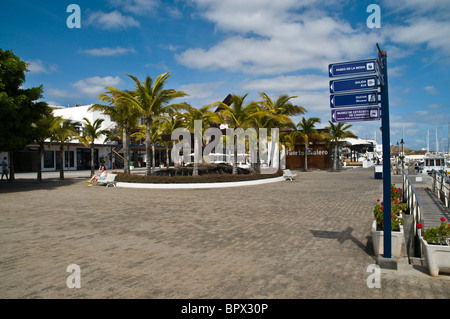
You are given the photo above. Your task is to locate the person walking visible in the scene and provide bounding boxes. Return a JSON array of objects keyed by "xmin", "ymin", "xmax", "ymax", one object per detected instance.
[{"xmin": 1, "ymin": 157, "xmax": 9, "ymax": 181}]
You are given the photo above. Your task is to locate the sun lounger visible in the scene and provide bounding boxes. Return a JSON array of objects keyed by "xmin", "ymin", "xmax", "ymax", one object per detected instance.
[
  {"xmin": 283, "ymin": 169, "xmax": 297, "ymax": 181},
  {"xmin": 97, "ymin": 173, "xmax": 117, "ymax": 187}
]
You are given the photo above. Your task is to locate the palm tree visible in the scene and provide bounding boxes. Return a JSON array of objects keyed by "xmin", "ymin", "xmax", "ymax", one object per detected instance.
[
  {"xmin": 214, "ymin": 94, "xmax": 258, "ymax": 175},
  {"xmin": 256, "ymin": 93, "xmax": 306, "ymax": 129},
  {"xmin": 110, "ymin": 72, "xmax": 188, "ymax": 175},
  {"xmin": 281, "ymin": 130, "xmax": 299, "ymax": 154},
  {"xmin": 78, "ymin": 118, "xmax": 110, "ymax": 177},
  {"xmin": 296, "ymin": 117, "xmax": 321, "ymax": 171},
  {"xmin": 33, "ymin": 106, "xmax": 63, "ymax": 182},
  {"xmin": 50, "ymin": 119, "xmax": 78, "ymax": 179},
  {"xmin": 324, "ymin": 121, "xmax": 357, "ymax": 171},
  {"xmin": 90, "ymin": 89, "xmax": 140, "ymax": 174},
  {"xmin": 160, "ymin": 112, "xmax": 186, "ymax": 168},
  {"xmin": 130, "ymin": 121, "xmax": 162, "ymax": 173},
  {"xmin": 181, "ymin": 104, "xmax": 222, "ymax": 176},
  {"xmin": 253, "ymin": 93, "xmax": 305, "ymax": 170}
]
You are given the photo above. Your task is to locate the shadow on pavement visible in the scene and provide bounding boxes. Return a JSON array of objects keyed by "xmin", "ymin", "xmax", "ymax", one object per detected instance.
[
  {"xmin": 310, "ymin": 226, "xmax": 375, "ymax": 258},
  {"xmin": 0, "ymin": 177, "xmax": 85, "ymax": 194}
]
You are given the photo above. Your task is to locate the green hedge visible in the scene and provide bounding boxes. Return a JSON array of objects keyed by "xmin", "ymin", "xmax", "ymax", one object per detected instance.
[{"xmin": 113, "ymin": 170, "xmax": 283, "ymax": 184}]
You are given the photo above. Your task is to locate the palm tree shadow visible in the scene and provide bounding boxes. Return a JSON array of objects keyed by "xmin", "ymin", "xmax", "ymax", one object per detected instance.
[{"xmin": 310, "ymin": 226, "xmax": 375, "ymax": 257}]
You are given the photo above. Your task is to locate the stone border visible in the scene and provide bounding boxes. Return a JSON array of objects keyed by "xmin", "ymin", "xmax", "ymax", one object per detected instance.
[{"xmin": 116, "ymin": 176, "xmax": 285, "ymax": 189}]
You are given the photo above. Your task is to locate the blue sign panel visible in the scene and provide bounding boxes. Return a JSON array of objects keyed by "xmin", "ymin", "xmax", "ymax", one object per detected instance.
[
  {"xmin": 329, "ymin": 76, "xmax": 377, "ymax": 94},
  {"xmin": 331, "ymin": 106, "xmax": 380, "ymax": 123},
  {"xmin": 328, "ymin": 60, "xmax": 377, "ymax": 77},
  {"xmin": 330, "ymin": 91, "xmax": 379, "ymax": 108}
]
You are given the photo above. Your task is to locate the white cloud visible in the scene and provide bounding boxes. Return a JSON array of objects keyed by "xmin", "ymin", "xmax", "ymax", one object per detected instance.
[
  {"xmin": 177, "ymin": 81, "xmax": 225, "ymax": 100},
  {"xmin": 87, "ymin": 10, "xmax": 140, "ymax": 29},
  {"xmin": 386, "ymin": 19, "xmax": 450, "ymax": 55},
  {"xmin": 79, "ymin": 47, "xmax": 136, "ymax": 57},
  {"xmin": 108, "ymin": 0, "xmax": 159, "ymax": 16},
  {"xmin": 177, "ymin": 1, "xmax": 383, "ymax": 75},
  {"xmin": 47, "ymin": 88, "xmax": 76, "ymax": 99},
  {"xmin": 424, "ymin": 85, "xmax": 438, "ymax": 95},
  {"xmin": 26, "ymin": 59, "xmax": 58, "ymax": 74},
  {"xmin": 73, "ymin": 76, "xmax": 123, "ymax": 97},
  {"xmin": 241, "ymin": 75, "xmax": 329, "ymax": 92}
]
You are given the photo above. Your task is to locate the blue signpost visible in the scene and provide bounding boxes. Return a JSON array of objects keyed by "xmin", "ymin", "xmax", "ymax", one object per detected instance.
[
  {"xmin": 328, "ymin": 59, "xmax": 377, "ymax": 77},
  {"xmin": 328, "ymin": 44, "xmax": 393, "ymax": 263},
  {"xmin": 330, "ymin": 91, "xmax": 379, "ymax": 108},
  {"xmin": 329, "ymin": 76, "xmax": 377, "ymax": 94},
  {"xmin": 377, "ymin": 44, "xmax": 392, "ymax": 260},
  {"xmin": 331, "ymin": 106, "xmax": 380, "ymax": 123}
]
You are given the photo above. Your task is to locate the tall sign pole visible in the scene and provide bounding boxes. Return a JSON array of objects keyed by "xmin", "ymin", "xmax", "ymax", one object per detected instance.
[
  {"xmin": 377, "ymin": 43, "xmax": 392, "ymax": 259},
  {"xmin": 328, "ymin": 44, "xmax": 394, "ymax": 264}
]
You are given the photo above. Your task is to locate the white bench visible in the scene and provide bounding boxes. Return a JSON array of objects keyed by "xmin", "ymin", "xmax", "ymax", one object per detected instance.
[
  {"xmin": 283, "ymin": 169, "xmax": 297, "ymax": 181},
  {"xmin": 97, "ymin": 173, "xmax": 117, "ymax": 187}
]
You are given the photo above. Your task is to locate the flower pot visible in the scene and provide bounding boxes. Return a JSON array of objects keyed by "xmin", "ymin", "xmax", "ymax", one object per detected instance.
[
  {"xmin": 371, "ymin": 219, "xmax": 404, "ymax": 258},
  {"xmin": 420, "ymin": 237, "xmax": 450, "ymax": 276}
]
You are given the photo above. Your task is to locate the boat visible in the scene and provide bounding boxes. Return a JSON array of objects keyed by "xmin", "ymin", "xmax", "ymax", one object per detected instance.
[{"xmin": 423, "ymin": 152, "xmax": 446, "ymax": 175}]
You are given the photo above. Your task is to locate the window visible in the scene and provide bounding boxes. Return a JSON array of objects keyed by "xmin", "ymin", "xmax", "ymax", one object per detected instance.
[
  {"xmin": 43, "ymin": 151, "xmax": 54, "ymax": 168},
  {"xmin": 65, "ymin": 151, "xmax": 74, "ymax": 168}
]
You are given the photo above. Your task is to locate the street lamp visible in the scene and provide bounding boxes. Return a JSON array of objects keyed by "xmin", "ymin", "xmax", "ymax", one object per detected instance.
[
  {"xmin": 400, "ymin": 138, "xmax": 404, "ymax": 170},
  {"xmin": 396, "ymin": 141, "xmax": 399, "ymax": 174},
  {"xmin": 400, "ymin": 138, "xmax": 405, "ymax": 201}
]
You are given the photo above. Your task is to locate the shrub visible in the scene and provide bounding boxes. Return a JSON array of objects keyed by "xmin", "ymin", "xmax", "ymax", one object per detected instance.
[{"xmin": 113, "ymin": 169, "xmax": 283, "ymax": 184}]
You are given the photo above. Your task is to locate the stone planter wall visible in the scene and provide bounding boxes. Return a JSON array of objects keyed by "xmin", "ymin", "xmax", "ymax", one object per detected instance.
[
  {"xmin": 420, "ymin": 237, "xmax": 450, "ymax": 276},
  {"xmin": 371, "ymin": 219, "xmax": 405, "ymax": 258}
]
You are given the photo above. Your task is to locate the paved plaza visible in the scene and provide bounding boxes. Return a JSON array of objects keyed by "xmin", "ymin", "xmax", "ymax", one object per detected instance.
[{"xmin": 0, "ymin": 168, "xmax": 449, "ymax": 299}]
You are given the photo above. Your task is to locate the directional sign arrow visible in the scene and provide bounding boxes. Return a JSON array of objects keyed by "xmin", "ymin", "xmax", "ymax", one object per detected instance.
[
  {"xmin": 329, "ymin": 59, "xmax": 377, "ymax": 78},
  {"xmin": 330, "ymin": 91, "xmax": 379, "ymax": 108},
  {"xmin": 329, "ymin": 76, "xmax": 377, "ymax": 94},
  {"xmin": 331, "ymin": 107, "xmax": 380, "ymax": 123}
]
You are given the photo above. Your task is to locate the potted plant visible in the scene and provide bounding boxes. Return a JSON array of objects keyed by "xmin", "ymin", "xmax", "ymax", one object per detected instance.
[
  {"xmin": 418, "ymin": 217, "xmax": 450, "ymax": 276},
  {"xmin": 371, "ymin": 185, "xmax": 406, "ymax": 258}
]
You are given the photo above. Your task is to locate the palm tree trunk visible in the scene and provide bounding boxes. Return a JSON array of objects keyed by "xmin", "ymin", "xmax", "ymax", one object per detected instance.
[
  {"xmin": 67, "ymin": 144, "xmax": 71, "ymax": 172},
  {"xmin": 173, "ymin": 140, "xmax": 179, "ymax": 168},
  {"xmin": 123, "ymin": 122, "xmax": 130, "ymax": 174},
  {"xmin": 233, "ymin": 135, "xmax": 238, "ymax": 175},
  {"xmin": 37, "ymin": 142, "xmax": 44, "ymax": 182},
  {"xmin": 90, "ymin": 144, "xmax": 95, "ymax": 177},
  {"xmin": 304, "ymin": 138, "xmax": 308, "ymax": 171},
  {"xmin": 8, "ymin": 151, "xmax": 14, "ymax": 183},
  {"xmin": 59, "ymin": 145, "xmax": 64, "ymax": 180},
  {"xmin": 333, "ymin": 142, "xmax": 338, "ymax": 171},
  {"xmin": 145, "ymin": 120, "xmax": 152, "ymax": 176},
  {"xmin": 151, "ymin": 144, "xmax": 156, "ymax": 173},
  {"xmin": 166, "ymin": 146, "xmax": 169, "ymax": 168},
  {"xmin": 193, "ymin": 134, "xmax": 199, "ymax": 176}
]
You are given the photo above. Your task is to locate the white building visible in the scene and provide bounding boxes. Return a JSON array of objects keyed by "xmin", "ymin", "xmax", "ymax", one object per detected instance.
[{"xmin": 2, "ymin": 104, "xmax": 120, "ymax": 173}]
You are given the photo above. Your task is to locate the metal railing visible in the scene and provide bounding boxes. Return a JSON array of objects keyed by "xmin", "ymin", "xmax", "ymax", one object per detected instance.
[
  {"xmin": 431, "ymin": 169, "xmax": 450, "ymax": 208},
  {"xmin": 402, "ymin": 168, "xmax": 423, "ymax": 260}
]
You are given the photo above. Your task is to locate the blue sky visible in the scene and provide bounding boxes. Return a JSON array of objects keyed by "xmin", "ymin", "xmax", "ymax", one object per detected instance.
[{"xmin": 2, "ymin": 0, "xmax": 450, "ymax": 151}]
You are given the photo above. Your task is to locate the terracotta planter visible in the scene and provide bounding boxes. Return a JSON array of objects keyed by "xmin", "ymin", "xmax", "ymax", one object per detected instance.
[
  {"xmin": 371, "ymin": 219, "xmax": 404, "ymax": 258},
  {"xmin": 420, "ymin": 237, "xmax": 450, "ymax": 276}
]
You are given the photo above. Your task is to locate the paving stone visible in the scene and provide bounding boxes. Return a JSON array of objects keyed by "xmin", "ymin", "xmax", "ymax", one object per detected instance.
[{"xmin": 0, "ymin": 168, "xmax": 449, "ymax": 299}]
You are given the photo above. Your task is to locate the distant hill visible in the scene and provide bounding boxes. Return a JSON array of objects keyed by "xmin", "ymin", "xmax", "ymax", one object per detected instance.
[{"xmin": 389, "ymin": 145, "xmax": 427, "ymax": 156}]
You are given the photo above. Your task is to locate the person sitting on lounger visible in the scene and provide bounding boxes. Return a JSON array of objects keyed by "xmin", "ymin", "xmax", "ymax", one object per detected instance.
[{"xmin": 89, "ymin": 167, "xmax": 107, "ymax": 183}]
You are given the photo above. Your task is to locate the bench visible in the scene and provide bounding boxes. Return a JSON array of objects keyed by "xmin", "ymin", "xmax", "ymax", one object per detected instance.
[
  {"xmin": 283, "ymin": 169, "xmax": 297, "ymax": 181},
  {"xmin": 97, "ymin": 173, "xmax": 117, "ymax": 187}
]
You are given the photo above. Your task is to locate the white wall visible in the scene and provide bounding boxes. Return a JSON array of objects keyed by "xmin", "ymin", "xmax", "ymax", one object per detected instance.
[{"xmin": 51, "ymin": 104, "xmax": 116, "ymax": 145}]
